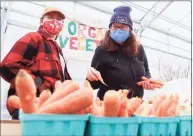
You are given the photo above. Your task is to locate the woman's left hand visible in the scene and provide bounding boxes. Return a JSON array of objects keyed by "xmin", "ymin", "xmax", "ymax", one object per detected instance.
[
  {"xmin": 137, "ymin": 76, "xmax": 155, "ymax": 90},
  {"xmin": 140, "ymin": 80, "xmax": 155, "ymax": 90}
]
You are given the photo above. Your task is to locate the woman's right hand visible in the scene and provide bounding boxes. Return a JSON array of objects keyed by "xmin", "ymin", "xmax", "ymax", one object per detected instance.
[{"xmin": 86, "ymin": 67, "xmax": 102, "ymax": 81}]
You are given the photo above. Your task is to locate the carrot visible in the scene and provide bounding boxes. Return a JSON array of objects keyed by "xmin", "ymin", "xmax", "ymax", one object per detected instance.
[
  {"xmin": 54, "ymin": 80, "xmax": 73, "ymax": 92},
  {"xmin": 127, "ymin": 97, "xmax": 142, "ymax": 116},
  {"xmin": 117, "ymin": 90, "xmax": 129, "ymax": 117},
  {"xmin": 76, "ymin": 107, "xmax": 91, "ymax": 114},
  {"xmin": 151, "ymin": 83, "xmax": 162, "ymax": 89},
  {"xmin": 97, "ymin": 101, "xmax": 104, "ymax": 117},
  {"xmin": 139, "ymin": 104, "xmax": 152, "ymax": 116},
  {"xmin": 7, "ymin": 95, "xmax": 21, "ymax": 109},
  {"xmin": 90, "ymin": 101, "xmax": 100, "ymax": 116},
  {"xmin": 167, "ymin": 94, "xmax": 179, "ymax": 116},
  {"xmin": 41, "ymin": 81, "xmax": 79, "ymax": 107},
  {"xmin": 150, "ymin": 94, "xmax": 166, "ymax": 116},
  {"xmin": 84, "ymin": 80, "xmax": 92, "ymax": 88},
  {"xmin": 150, "ymin": 80, "xmax": 164, "ymax": 86},
  {"xmin": 137, "ymin": 81, "xmax": 163, "ymax": 89},
  {"xmin": 118, "ymin": 90, "xmax": 122, "ymax": 96},
  {"xmin": 134, "ymin": 100, "xmax": 148, "ymax": 115},
  {"xmin": 54, "ymin": 80, "xmax": 62, "ymax": 90},
  {"xmin": 175, "ymin": 104, "xmax": 180, "ymax": 116},
  {"xmin": 15, "ymin": 69, "xmax": 37, "ymax": 113},
  {"xmin": 141, "ymin": 76, "xmax": 164, "ymax": 86},
  {"xmin": 89, "ymin": 97, "xmax": 100, "ymax": 116},
  {"xmin": 36, "ymin": 87, "xmax": 93, "ymax": 114},
  {"xmin": 35, "ymin": 97, "xmax": 40, "ymax": 104},
  {"xmin": 103, "ymin": 90, "xmax": 120, "ymax": 117},
  {"xmin": 118, "ymin": 98, "xmax": 128, "ymax": 117},
  {"xmin": 95, "ymin": 97, "xmax": 101, "ymax": 107},
  {"xmin": 118, "ymin": 89, "xmax": 129, "ymax": 98},
  {"xmin": 83, "ymin": 80, "xmax": 100, "ymax": 116},
  {"xmin": 159, "ymin": 94, "xmax": 173, "ymax": 117},
  {"xmin": 37, "ymin": 90, "xmax": 51, "ymax": 109}
]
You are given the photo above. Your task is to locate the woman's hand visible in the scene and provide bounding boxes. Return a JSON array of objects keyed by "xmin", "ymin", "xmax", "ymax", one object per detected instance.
[
  {"xmin": 137, "ymin": 76, "xmax": 155, "ymax": 90},
  {"xmin": 86, "ymin": 67, "xmax": 101, "ymax": 81},
  {"xmin": 140, "ymin": 80, "xmax": 155, "ymax": 90}
]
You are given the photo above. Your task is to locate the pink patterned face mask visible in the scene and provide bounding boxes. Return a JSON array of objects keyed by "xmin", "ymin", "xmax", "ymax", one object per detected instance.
[{"xmin": 42, "ymin": 19, "xmax": 63, "ymax": 36}]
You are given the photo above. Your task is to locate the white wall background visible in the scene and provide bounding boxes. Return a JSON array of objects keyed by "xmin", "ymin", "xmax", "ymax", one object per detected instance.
[{"xmin": 1, "ymin": 1, "xmax": 191, "ymax": 119}]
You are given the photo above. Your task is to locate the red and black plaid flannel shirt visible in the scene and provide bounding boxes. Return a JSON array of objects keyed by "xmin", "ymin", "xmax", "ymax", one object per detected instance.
[{"xmin": 0, "ymin": 28, "xmax": 71, "ymax": 112}]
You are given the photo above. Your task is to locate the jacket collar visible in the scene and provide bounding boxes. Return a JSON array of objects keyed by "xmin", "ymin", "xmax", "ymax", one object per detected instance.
[{"xmin": 37, "ymin": 26, "xmax": 54, "ymax": 41}]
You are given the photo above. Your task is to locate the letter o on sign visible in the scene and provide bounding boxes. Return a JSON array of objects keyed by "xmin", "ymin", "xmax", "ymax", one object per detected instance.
[{"xmin": 68, "ymin": 22, "xmax": 77, "ymax": 35}]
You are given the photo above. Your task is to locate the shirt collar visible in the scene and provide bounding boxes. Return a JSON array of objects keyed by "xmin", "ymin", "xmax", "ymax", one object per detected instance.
[{"xmin": 38, "ymin": 26, "xmax": 54, "ymax": 41}]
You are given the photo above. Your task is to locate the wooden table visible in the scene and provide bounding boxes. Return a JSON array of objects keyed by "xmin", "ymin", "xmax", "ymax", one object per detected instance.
[{"xmin": 1, "ymin": 120, "xmax": 21, "ymax": 136}]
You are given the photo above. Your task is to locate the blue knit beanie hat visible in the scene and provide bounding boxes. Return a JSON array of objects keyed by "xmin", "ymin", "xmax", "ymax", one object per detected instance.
[{"xmin": 109, "ymin": 5, "xmax": 133, "ymax": 30}]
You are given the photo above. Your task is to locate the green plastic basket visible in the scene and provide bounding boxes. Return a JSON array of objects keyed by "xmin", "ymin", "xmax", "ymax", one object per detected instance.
[
  {"xmin": 87, "ymin": 115, "xmax": 141, "ymax": 136},
  {"xmin": 138, "ymin": 116, "xmax": 179, "ymax": 136},
  {"xmin": 177, "ymin": 115, "xmax": 192, "ymax": 136},
  {"xmin": 19, "ymin": 110, "xmax": 89, "ymax": 136}
]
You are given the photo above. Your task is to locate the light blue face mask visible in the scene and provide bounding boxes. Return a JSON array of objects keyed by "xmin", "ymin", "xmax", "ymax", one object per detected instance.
[{"xmin": 110, "ymin": 30, "xmax": 130, "ymax": 44}]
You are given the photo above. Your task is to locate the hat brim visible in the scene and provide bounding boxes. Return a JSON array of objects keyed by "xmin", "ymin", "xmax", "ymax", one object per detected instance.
[
  {"xmin": 109, "ymin": 22, "xmax": 133, "ymax": 30},
  {"xmin": 43, "ymin": 11, "xmax": 65, "ymax": 19}
]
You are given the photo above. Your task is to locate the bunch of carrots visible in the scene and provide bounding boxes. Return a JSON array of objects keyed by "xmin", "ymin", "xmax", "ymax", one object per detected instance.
[
  {"xmin": 7, "ymin": 70, "xmax": 142, "ymax": 117},
  {"xmin": 8, "ymin": 69, "xmax": 177, "ymax": 118},
  {"xmin": 134, "ymin": 93, "xmax": 180, "ymax": 117},
  {"xmin": 77, "ymin": 89, "xmax": 143, "ymax": 117},
  {"xmin": 7, "ymin": 69, "xmax": 93, "ymax": 114}
]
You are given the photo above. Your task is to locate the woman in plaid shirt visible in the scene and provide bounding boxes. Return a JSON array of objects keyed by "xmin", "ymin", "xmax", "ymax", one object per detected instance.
[{"xmin": 0, "ymin": 7, "xmax": 71, "ymax": 119}]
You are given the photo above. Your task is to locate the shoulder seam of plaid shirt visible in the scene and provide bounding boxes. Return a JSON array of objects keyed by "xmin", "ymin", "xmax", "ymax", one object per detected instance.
[{"xmin": 0, "ymin": 29, "xmax": 71, "ymax": 98}]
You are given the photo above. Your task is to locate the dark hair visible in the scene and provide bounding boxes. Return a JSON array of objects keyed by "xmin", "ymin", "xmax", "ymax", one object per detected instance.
[{"xmin": 101, "ymin": 30, "xmax": 139, "ymax": 56}]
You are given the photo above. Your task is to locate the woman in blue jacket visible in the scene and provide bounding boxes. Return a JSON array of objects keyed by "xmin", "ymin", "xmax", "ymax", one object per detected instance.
[{"xmin": 86, "ymin": 5, "xmax": 154, "ymax": 100}]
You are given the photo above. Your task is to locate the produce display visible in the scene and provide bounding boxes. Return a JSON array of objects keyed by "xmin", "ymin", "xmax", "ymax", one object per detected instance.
[
  {"xmin": 6, "ymin": 69, "xmax": 191, "ymax": 136},
  {"xmin": 7, "ymin": 69, "xmax": 191, "ymax": 117}
]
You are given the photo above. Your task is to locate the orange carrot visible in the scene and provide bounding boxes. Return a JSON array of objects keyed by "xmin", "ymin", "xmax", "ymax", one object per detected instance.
[
  {"xmin": 150, "ymin": 94, "xmax": 166, "ymax": 116},
  {"xmin": 54, "ymin": 80, "xmax": 73, "ymax": 92},
  {"xmin": 150, "ymin": 80, "xmax": 164, "ymax": 86},
  {"xmin": 41, "ymin": 81, "xmax": 79, "ymax": 107},
  {"xmin": 117, "ymin": 90, "xmax": 129, "ymax": 117},
  {"xmin": 7, "ymin": 95, "xmax": 21, "ymax": 109},
  {"xmin": 37, "ymin": 90, "xmax": 51, "ymax": 109},
  {"xmin": 35, "ymin": 97, "xmax": 40, "ymax": 104},
  {"xmin": 84, "ymin": 80, "xmax": 92, "ymax": 88},
  {"xmin": 139, "ymin": 104, "xmax": 152, "ymax": 116},
  {"xmin": 76, "ymin": 107, "xmax": 91, "ymax": 114},
  {"xmin": 151, "ymin": 83, "xmax": 162, "ymax": 89},
  {"xmin": 103, "ymin": 90, "xmax": 120, "ymax": 117},
  {"xmin": 137, "ymin": 81, "xmax": 163, "ymax": 89},
  {"xmin": 154, "ymin": 106, "xmax": 161, "ymax": 117},
  {"xmin": 122, "ymin": 89, "xmax": 129, "ymax": 97},
  {"xmin": 134, "ymin": 100, "xmax": 148, "ymax": 115},
  {"xmin": 84, "ymin": 80, "xmax": 100, "ymax": 116},
  {"xmin": 96, "ymin": 97, "xmax": 101, "ymax": 107},
  {"xmin": 54, "ymin": 80, "xmax": 62, "ymax": 90},
  {"xmin": 118, "ymin": 89, "xmax": 129, "ymax": 98},
  {"xmin": 98, "ymin": 102, "xmax": 104, "ymax": 117},
  {"xmin": 175, "ymin": 104, "xmax": 180, "ymax": 116},
  {"xmin": 15, "ymin": 69, "xmax": 37, "ymax": 113},
  {"xmin": 127, "ymin": 97, "xmax": 142, "ymax": 116},
  {"xmin": 36, "ymin": 87, "xmax": 93, "ymax": 114},
  {"xmin": 159, "ymin": 94, "xmax": 173, "ymax": 117},
  {"xmin": 90, "ymin": 101, "xmax": 100, "ymax": 116},
  {"xmin": 167, "ymin": 94, "xmax": 179, "ymax": 116},
  {"xmin": 118, "ymin": 98, "xmax": 128, "ymax": 117},
  {"xmin": 141, "ymin": 76, "xmax": 164, "ymax": 86}
]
